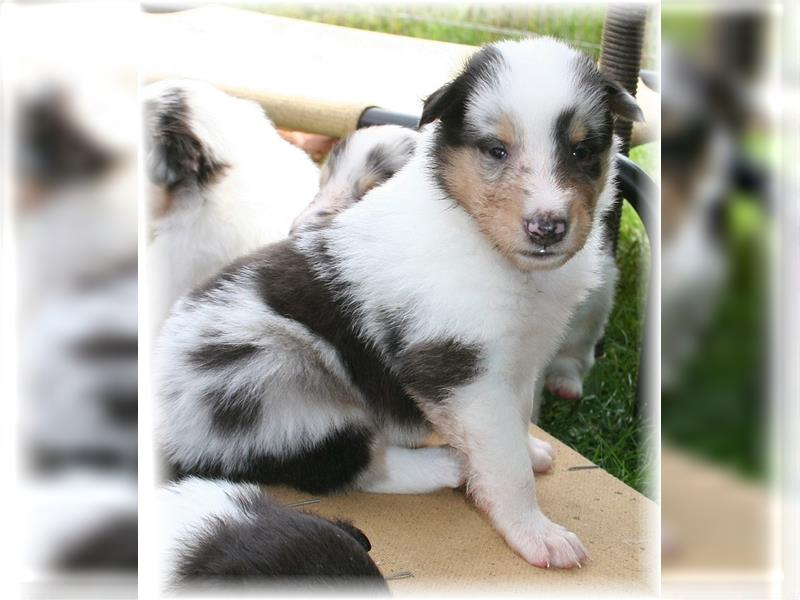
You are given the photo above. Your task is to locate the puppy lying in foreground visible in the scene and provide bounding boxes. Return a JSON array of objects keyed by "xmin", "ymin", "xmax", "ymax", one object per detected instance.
[
  {"xmin": 160, "ymin": 477, "xmax": 386, "ymax": 590},
  {"xmin": 156, "ymin": 38, "xmax": 642, "ymax": 568}
]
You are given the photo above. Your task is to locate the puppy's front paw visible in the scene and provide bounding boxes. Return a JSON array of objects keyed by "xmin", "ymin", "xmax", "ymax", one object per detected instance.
[
  {"xmin": 503, "ymin": 513, "xmax": 588, "ymax": 569},
  {"xmin": 527, "ymin": 435, "xmax": 555, "ymax": 473}
]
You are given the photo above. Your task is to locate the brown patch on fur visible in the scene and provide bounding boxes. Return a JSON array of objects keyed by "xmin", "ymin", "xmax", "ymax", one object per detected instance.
[{"xmin": 440, "ymin": 143, "xmax": 607, "ymax": 270}]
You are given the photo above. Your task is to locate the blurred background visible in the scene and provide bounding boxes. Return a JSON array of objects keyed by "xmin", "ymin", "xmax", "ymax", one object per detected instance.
[
  {"xmin": 659, "ymin": 4, "xmax": 786, "ymax": 598},
  {"xmin": 2, "ymin": 2, "xmax": 138, "ymax": 597}
]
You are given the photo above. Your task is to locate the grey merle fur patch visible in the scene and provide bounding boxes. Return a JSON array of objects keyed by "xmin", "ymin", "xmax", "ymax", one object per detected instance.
[
  {"xmin": 188, "ymin": 342, "xmax": 260, "ymax": 370},
  {"xmin": 396, "ymin": 340, "xmax": 485, "ymax": 403}
]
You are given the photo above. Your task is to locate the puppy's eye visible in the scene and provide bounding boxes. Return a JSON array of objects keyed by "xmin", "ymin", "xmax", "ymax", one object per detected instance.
[
  {"xmin": 487, "ymin": 145, "xmax": 508, "ymax": 160},
  {"xmin": 572, "ymin": 144, "xmax": 593, "ymax": 161}
]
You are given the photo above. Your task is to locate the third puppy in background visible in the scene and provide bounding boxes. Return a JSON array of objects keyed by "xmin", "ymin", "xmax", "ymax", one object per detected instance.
[{"xmin": 291, "ymin": 125, "xmax": 420, "ymax": 235}]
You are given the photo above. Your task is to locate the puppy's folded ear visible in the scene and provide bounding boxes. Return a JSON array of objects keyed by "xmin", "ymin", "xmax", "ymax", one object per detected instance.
[
  {"xmin": 419, "ymin": 82, "xmax": 455, "ymax": 128},
  {"xmin": 418, "ymin": 45, "xmax": 504, "ymax": 129},
  {"xmin": 605, "ymin": 79, "xmax": 646, "ymax": 123}
]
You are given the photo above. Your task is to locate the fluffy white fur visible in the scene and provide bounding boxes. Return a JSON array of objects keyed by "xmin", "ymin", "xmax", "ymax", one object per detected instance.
[{"xmin": 315, "ymin": 123, "xmax": 614, "ymax": 566}]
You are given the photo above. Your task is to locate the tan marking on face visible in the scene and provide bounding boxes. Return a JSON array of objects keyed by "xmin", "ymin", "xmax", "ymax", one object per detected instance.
[
  {"xmin": 492, "ymin": 113, "xmax": 519, "ymax": 148},
  {"xmin": 440, "ymin": 146, "xmax": 532, "ymax": 270},
  {"xmin": 440, "ymin": 140, "xmax": 609, "ymax": 271},
  {"xmin": 568, "ymin": 119, "xmax": 588, "ymax": 145}
]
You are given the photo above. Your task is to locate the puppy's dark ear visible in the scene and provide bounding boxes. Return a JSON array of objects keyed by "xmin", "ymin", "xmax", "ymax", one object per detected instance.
[
  {"xmin": 333, "ymin": 520, "xmax": 372, "ymax": 552},
  {"xmin": 606, "ymin": 79, "xmax": 645, "ymax": 123},
  {"xmin": 418, "ymin": 45, "xmax": 503, "ymax": 129},
  {"xmin": 419, "ymin": 82, "xmax": 455, "ymax": 128}
]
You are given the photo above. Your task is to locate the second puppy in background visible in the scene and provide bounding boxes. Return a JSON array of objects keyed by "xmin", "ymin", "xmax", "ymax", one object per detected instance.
[
  {"xmin": 144, "ymin": 79, "xmax": 419, "ymax": 328},
  {"xmin": 533, "ymin": 251, "xmax": 618, "ymax": 421},
  {"xmin": 144, "ymin": 80, "xmax": 319, "ymax": 329}
]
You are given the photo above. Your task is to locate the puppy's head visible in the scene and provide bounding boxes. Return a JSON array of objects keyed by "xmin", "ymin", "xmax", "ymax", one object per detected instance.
[
  {"xmin": 421, "ymin": 38, "xmax": 643, "ymax": 271},
  {"xmin": 290, "ymin": 125, "xmax": 419, "ymax": 234}
]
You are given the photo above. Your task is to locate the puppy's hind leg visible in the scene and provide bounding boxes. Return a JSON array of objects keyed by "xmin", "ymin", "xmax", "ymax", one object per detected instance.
[{"xmin": 356, "ymin": 445, "xmax": 465, "ymax": 494}]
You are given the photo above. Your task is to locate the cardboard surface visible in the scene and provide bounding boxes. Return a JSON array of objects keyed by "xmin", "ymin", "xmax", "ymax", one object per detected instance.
[
  {"xmin": 266, "ymin": 425, "xmax": 657, "ymax": 595},
  {"xmin": 141, "ymin": 6, "xmax": 659, "ymax": 144}
]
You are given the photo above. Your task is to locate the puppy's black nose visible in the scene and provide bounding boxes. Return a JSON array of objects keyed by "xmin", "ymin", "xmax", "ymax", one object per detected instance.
[{"xmin": 523, "ymin": 214, "xmax": 568, "ymax": 247}]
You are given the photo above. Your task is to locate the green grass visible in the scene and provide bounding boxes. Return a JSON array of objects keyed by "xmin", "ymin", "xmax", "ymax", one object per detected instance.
[
  {"xmin": 253, "ymin": 4, "xmax": 606, "ymax": 54},
  {"xmin": 246, "ymin": 4, "xmax": 655, "ymax": 494}
]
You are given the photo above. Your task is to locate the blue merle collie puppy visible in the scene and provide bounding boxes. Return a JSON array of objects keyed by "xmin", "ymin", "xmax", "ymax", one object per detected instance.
[
  {"xmin": 156, "ymin": 38, "xmax": 642, "ymax": 569},
  {"xmin": 159, "ymin": 477, "xmax": 386, "ymax": 590}
]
